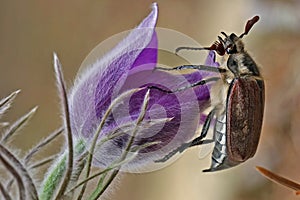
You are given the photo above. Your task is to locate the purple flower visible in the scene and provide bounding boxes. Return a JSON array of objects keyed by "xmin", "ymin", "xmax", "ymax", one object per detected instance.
[{"xmin": 68, "ymin": 3, "xmax": 219, "ymax": 172}]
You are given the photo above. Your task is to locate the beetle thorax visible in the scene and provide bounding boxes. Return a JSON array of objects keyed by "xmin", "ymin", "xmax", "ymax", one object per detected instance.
[{"xmin": 210, "ymin": 79, "xmax": 229, "ymax": 116}]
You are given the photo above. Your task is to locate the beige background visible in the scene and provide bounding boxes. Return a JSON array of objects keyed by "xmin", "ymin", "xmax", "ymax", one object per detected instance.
[{"xmin": 1, "ymin": 0, "xmax": 300, "ymax": 199}]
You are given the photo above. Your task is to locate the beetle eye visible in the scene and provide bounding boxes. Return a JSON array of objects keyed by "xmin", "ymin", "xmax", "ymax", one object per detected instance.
[
  {"xmin": 226, "ymin": 44, "xmax": 232, "ymax": 51},
  {"xmin": 226, "ymin": 44, "xmax": 236, "ymax": 54}
]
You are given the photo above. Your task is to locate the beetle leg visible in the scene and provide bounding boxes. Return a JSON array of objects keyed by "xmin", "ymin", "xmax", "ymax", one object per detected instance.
[
  {"xmin": 189, "ymin": 109, "xmax": 216, "ymax": 147},
  {"xmin": 155, "ymin": 109, "xmax": 216, "ymax": 163},
  {"xmin": 155, "ymin": 65, "xmax": 226, "ymax": 73},
  {"xmin": 149, "ymin": 76, "xmax": 220, "ymax": 94}
]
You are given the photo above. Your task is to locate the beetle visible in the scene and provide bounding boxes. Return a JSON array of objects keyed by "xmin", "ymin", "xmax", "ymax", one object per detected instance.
[{"xmin": 153, "ymin": 16, "xmax": 264, "ymax": 172}]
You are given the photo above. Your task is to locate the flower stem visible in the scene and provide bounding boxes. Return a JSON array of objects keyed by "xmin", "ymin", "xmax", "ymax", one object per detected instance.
[{"xmin": 39, "ymin": 139, "xmax": 85, "ymax": 200}]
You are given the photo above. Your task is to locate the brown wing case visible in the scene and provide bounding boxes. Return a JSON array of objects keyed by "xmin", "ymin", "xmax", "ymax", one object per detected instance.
[{"xmin": 226, "ymin": 77, "xmax": 265, "ymax": 162}]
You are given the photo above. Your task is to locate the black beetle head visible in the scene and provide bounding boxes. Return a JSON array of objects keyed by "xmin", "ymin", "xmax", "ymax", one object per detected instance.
[
  {"xmin": 218, "ymin": 32, "xmax": 241, "ymax": 55},
  {"xmin": 174, "ymin": 16, "xmax": 260, "ymax": 57},
  {"xmin": 211, "ymin": 16, "xmax": 260, "ymax": 56}
]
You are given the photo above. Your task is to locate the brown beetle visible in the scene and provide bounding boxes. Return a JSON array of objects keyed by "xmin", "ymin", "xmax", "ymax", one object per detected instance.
[{"xmin": 154, "ymin": 16, "xmax": 264, "ymax": 172}]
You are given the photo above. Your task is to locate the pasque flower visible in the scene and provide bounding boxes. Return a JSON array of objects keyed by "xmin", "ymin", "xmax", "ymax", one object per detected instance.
[
  {"xmin": 0, "ymin": 3, "xmax": 221, "ymax": 200},
  {"xmin": 67, "ymin": 3, "xmax": 220, "ymax": 172}
]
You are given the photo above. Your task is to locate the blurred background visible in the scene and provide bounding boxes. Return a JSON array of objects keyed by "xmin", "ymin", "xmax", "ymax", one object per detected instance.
[{"xmin": 1, "ymin": 0, "xmax": 300, "ymax": 199}]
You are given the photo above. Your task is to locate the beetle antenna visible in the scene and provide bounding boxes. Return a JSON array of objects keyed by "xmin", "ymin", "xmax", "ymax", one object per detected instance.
[
  {"xmin": 239, "ymin": 15, "xmax": 260, "ymax": 38},
  {"xmin": 175, "ymin": 41, "xmax": 225, "ymax": 56},
  {"xmin": 175, "ymin": 46, "xmax": 211, "ymax": 54}
]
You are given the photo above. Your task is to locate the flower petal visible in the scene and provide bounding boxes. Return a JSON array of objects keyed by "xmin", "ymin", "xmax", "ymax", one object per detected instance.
[
  {"xmin": 93, "ymin": 67, "xmax": 204, "ymax": 171},
  {"xmin": 93, "ymin": 51, "xmax": 217, "ymax": 170},
  {"xmin": 205, "ymin": 50, "xmax": 220, "ymax": 67},
  {"xmin": 69, "ymin": 3, "xmax": 158, "ymax": 139},
  {"xmin": 69, "ymin": 3, "xmax": 217, "ymax": 172}
]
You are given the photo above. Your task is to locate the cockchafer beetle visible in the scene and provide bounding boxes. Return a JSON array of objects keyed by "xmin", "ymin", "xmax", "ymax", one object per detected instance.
[{"xmin": 152, "ymin": 16, "xmax": 264, "ymax": 172}]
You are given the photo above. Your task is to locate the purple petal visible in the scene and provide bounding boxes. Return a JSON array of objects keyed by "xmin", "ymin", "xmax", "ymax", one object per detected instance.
[
  {"xmin": 93, "ymin": 67, "xmax": 205, "ymax": 169},
  {"xmin": 69, "ymin": 3, "xmax": 158, "ymax": 139},
  {"xmin": 126, "ymin": 52, "xmax": 219, "ymax": 154},
  {"xmin": 94, "ymin": 52, "xmax": 216, "ymax": 169},
  {"xmin": 205, "ymin": 50, "xmax": 220, "ymax": 67},
  {"xmin": 69, "ymin": 3, "xmax": 216, "ymax": 171},
  {"xmin": 130, "ymin": 32, "xmax": 157, "ymax": 70}
]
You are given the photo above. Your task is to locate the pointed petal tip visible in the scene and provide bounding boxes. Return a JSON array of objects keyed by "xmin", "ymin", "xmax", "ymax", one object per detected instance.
[
  {"xmin": 151, "ymin": 2, "xmax": 158, "ymax": 23},
  {"xmin": 151, "ymin": 2, "xmax": 158, "ymax": 13},
  {"xmin": 138, "ymin": 2, "xmax": 158, "ymax": 29}
]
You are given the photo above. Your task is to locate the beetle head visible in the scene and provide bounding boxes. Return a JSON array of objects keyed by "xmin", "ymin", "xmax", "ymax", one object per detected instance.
[
  {"xmin": 174, "ymin": 16, "xmax": 260, "ymax": 57},
  {"xmin": 209, "ymin": 16, "xmax": 260, "ymax": 56},
  {"xmin": 218, "ymin": 32, "xmax": 242, "ymax": 55}
]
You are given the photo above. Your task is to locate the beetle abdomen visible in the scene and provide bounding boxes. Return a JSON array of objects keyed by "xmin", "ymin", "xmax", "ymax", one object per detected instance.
[
  {"xmin": 226, "ymin": 77, "xmax": 264, "ymax": 162},
  {"xmin": 204, "ymin": 113, "xmax": 240, "ymax": 172},
  {"xmin": 206, "ymin": 113, "xmax": 227, "ymax": 171}
]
